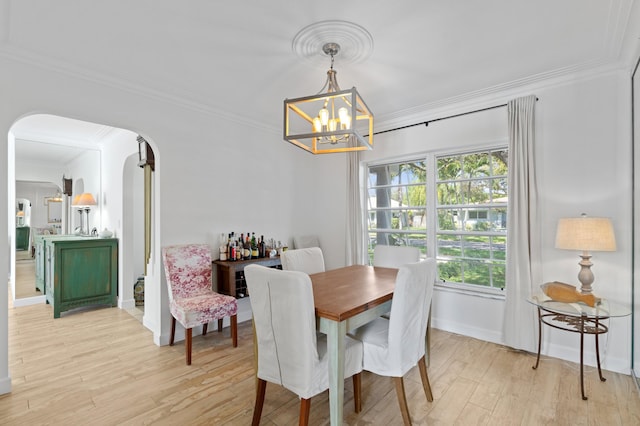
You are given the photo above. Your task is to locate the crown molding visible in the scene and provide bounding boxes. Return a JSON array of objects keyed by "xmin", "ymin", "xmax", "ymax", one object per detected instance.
[
  {"xmin": 376, "ymin": 59, "xmax": 626, "ymax": 131},
  {"xmin": 0, "ymin": 44, "xmax": 278, "ymax": 135}
]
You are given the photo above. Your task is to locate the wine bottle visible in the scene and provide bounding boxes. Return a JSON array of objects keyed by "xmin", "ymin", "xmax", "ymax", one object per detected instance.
[{"xmin": 259, "ymin": 235, "xmax": 266, "ymax": 258}]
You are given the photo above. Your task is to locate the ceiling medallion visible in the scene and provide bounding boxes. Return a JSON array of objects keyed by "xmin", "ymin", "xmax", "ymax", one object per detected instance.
[{"xmin": 292, "ymin": 20, "xmax": 374, "ymax": 66}]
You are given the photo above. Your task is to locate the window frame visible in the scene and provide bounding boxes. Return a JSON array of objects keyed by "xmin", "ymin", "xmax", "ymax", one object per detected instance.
[{"xmin": 364, "ymin": 142, "xmax": 508, "ymax": 297}]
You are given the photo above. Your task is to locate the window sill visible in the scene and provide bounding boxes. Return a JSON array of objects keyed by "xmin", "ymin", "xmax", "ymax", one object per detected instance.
[{"xmin": 434, "ymin": 281, "xmax": 506, "ymax": 301}]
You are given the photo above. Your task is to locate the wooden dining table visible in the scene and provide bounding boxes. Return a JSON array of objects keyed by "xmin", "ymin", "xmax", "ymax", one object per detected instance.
[{"xmin": 309, "ymin": 264, "xmax": 398, "ymax": 426}]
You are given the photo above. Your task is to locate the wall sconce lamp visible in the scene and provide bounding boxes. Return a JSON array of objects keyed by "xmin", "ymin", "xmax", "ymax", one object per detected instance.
[
  {"xmin": 137, "ymin": 136, "xmax": 155, "ymax": 170},
  {"xmin": 72, "ymin": 192, "xmax": 97, "ymax": 235},
  {"xmin": 555, "ymin": 214, "xmax": 616, "ymax": 295},
  {"xmin": 62, "ymin": 177, "xmax": 73, "ymax": 196}
]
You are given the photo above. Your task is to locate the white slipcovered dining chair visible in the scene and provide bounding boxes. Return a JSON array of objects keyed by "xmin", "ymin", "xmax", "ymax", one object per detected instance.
[
  {"xmin": 349, "ymin": 259, "xmax": 437, "ymax": 425},
  {"xmin": 244, "ymin": 264, "xmax": 363, "ymax": 425},
  {"xmin": 293, "ymin": 234, "xmax": 320, "ymax": 249},
  {"xmin": 373, "ymin": 245, "xmax": 420, "ymax": 268},
  {"xmin": 280, "ymin": 246, "xmax": 325, "ymax": 275},
  {"xmin": 162, "ymin": 244, "xmax": 238, "ymax": 365},
  {"xmin": 373, "ymin": 244, "xmax": 422, "ymax": 319}
]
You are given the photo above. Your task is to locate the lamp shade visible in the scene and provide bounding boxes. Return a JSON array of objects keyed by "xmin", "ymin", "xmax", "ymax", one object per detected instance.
[
  {"xmin": 72, "ymin": 192, "xmax": 97, "ymax": 207},
  {"xmin": 555, "ymin": 216, "xmax": 616, "ymax": 252}
]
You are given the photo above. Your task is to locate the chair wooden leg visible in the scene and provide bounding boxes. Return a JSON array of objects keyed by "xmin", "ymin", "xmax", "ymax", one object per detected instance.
[
  {"xmin": 251, "ymin": 378, "xmax": 267, "ymax": 426},
  {"xmin": 393, "ymin": 376, "xmax": 411, "ymax": 426},
  {"xmin": 169, "ymin": 317, "xmax": 176, "ymax": 346},
  {"xmin": 353, "ymin": 372, "xmax": 362, "ymax": 413},
  {"xmin": 218, "ymin": 318, "xmax": 223, "ymax": 332},
  {"xmin": 231, "ymin": 315, "xmax": 238, "ymax": 347},
  {"xmin": 202, "ymin": 323, "xmax": 208, "ymax": 336},
  {"xmin": 185, "ymin": 328, "xmax": 192, "ymax": 365},
  {"xmin": 299, "ymin": 398, "xmax": 311, "ymax": 426},
  {"xmin": 418, "ymin": 355, "xmax": 434, "ymax": 402}
]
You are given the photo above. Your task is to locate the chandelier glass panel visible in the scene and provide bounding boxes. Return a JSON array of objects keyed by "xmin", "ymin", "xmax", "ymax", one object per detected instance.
[{"xmin": 283, "ymin": 43, "xmax": 374, "ymax": 154}]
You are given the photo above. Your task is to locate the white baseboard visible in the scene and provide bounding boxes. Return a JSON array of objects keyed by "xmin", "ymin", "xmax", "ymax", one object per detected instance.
[
  {"xmin": 432, "ymin": 317, "xmax": 503, "ymax": 346},
  {"xmin": 11, "ymin": 295, "xmax": 46, "ymax": 307},
  {"xmin": 0, "ymin": 375, "xmax": 12, "ymax": 395},
  {"xmin": 432, "ymin": 317, "xmax": 630, "ymax": 375},
  {"xmin": 541, "ymin": 341, "xmax": 630, "ymax": 375},
  {"xmin": 119, "ymin": 298, "xmax": 136, "ymax": 309}
]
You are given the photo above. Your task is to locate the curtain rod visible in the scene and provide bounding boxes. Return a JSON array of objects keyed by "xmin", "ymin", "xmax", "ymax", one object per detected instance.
[{"xmin": 373, "ymin": 97, "xmax": 539, "ymax": 136}]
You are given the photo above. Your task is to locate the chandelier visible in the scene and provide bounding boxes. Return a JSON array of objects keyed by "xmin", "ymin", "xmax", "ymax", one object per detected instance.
[{"xmin": 284, "ymin": 42, "xmax": 373, "ymax": 154}]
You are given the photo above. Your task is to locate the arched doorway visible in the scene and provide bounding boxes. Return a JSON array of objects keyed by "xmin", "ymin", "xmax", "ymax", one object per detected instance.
[{"xmin": 9, "ymin": 113, "xmax": 148, "ymax": 315}]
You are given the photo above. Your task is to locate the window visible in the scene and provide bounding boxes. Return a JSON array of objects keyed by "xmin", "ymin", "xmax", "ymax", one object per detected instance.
[
  {"xmin": 367, "ymin": 160, "xmax": 427, "ymax": 260},
  {"xmin": 366, "ymin": 147, "xmax": 508, "ymax": 291}
]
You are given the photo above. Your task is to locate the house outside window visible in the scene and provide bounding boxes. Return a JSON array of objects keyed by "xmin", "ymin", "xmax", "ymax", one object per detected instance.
[{"xmin": 366, "ymin": 147, "xmax": 508, "ymax": 292}]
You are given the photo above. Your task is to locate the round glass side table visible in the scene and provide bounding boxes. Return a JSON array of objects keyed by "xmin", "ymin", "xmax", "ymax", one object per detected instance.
[{"xmin": 527, "ymin": 294, "xmax": 631, "ymax": 400}]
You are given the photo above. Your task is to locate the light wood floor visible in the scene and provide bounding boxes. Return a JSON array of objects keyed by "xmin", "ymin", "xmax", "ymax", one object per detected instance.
[
  {"xmin": 14, "ymin": 256, "xmax": 40, "ymax": 299},
  {"xmin": 2, "ymin": 293, "xmax": 639, "ymax": 425}
]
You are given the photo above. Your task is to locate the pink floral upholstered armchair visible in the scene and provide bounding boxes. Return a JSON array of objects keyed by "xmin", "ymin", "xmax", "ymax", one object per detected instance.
[{"xmin": 162, "ymin": 244, "xmax": 238, "ymax": 365}]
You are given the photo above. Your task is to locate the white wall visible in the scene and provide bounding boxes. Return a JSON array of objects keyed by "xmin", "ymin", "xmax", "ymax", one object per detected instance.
[
  {"xmin": 0, "ymin": 49, "xmax": 312, "ymax": 394},
  {"xmin": 361, "ymin": 99, "xmax": 510, "ymax": 351},
  {"xmin": 354, "ymin": 69, "xmax": 633, "ymax": 374},
  {"xmin": 67, "ymin": 149, "xmax": 101, "ymax": 232},
  {"xmin": 100, "ymin": 128, "xmax": 140, "ymax": 308},
  {"xmin": 633, "ymin": 50, "xmax": 640, "ymax": 383},
  {"xmin": 0, "ymin": 48, "xmax": 634, "ymax": 396},
  {"xmin": 122, "ymin": 153, "xmax": 145, "ymax": 308}
]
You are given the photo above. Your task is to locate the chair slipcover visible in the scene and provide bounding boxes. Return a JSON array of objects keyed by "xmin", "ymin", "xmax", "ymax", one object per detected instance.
[
  {"xmin": 280, "ymin": 247, "xmax": 325, "ymax": 275},
  {"xmin": 244, "ymin": 264, "xmax": 362, "ymax": 400},
  {"xmin": 293, "ymin": 235, "xmax": 320, "ymax": 249},
  {"xmin": 373, "ymin": 245, "xmax": 420, "ymax": 269},
  {"xmin": 350, "ymin": 259, "xmax": 436, "ymax": 376}
]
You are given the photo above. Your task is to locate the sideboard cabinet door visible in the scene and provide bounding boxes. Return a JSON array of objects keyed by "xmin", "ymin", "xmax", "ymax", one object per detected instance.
[{"xmin": 48, "ymin": 238, "xmax": 118, "ymax": 318}]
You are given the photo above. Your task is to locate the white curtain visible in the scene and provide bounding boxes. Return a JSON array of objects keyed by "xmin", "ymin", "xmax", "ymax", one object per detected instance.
[
  {"xmin": 503, "ymin": 95, "xmax": 541, "ymax": 352},
  {"xmin": 346, "ymin": 152, "xmax": 364, "ymax": 265}
]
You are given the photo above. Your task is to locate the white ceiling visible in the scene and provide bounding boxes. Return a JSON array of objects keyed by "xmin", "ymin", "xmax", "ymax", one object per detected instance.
[{"xmin": 4, "ymin": 1, "xmax": 640, "ymax": 163}]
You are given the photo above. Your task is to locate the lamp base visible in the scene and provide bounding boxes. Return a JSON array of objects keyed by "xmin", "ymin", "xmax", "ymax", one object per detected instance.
[{"xmin": 577, "ymin": 252, "xmax": 595, "ymax": 294}]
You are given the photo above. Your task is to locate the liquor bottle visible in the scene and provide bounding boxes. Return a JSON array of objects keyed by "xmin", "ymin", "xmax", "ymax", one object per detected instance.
[
  {"xmin": 220, "ymin": 233, "xmax": 228, "ymax": 261},
  {"xmin": 251, "ymin": 232, "xmax": 259, "ymax": 258},
  {"xmin": 228, "ymin": 233, "xmax": 235, "ymax": 262},
  {"xmin": 234, "ymin": 233, "xmax": 241, "ymax": 261},
  {"xmin": 244, "ymin": 234, "xmax": 251, "ymax": 259}
]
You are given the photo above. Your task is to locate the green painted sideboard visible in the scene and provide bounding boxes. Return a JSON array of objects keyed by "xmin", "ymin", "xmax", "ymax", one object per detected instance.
[
  {"xmin": 16, "ymin": 226, "xmax": 30, "ymax": 251},
  {"xmin": 34, "ymin": 234, "xmax": 78, "ymax": 294},
  {"xmin": 44, "ymin": 237, "xmax": 118, "ymax": 318}
]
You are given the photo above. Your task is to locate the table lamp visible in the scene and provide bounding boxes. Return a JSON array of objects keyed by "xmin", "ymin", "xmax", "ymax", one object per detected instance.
[
  {"xmin": 555, "ymin": 214, "xmax": 616, "ymax": 294},
  {"xmin": 72, "ymin": 192, "xmax": 97, "ymax": 235}
]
